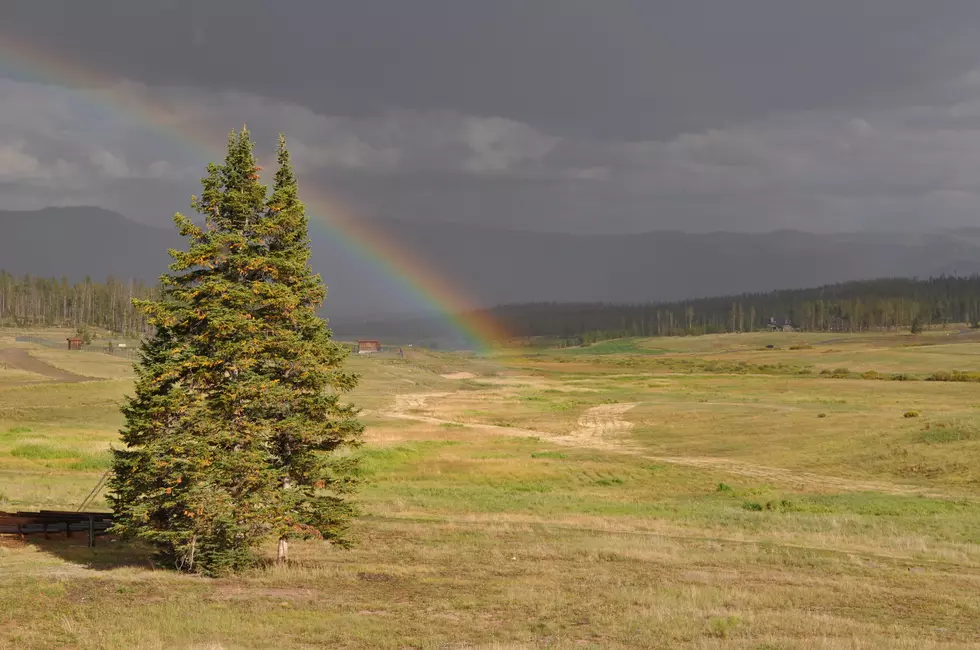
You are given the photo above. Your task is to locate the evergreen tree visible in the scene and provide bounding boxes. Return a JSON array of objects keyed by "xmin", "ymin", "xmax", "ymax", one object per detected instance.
[{"xmin": 109, "ymin": 128, "xmax": 362, "ymax": 575}]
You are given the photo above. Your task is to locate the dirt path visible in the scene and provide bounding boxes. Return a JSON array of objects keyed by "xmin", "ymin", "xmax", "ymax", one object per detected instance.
[
  {"xmin": 0, "ymin": 348, "xmax": 91, "ymax": 383},
  {"xmin": 440, "ymin": 372, "xmax": 477, "ymax": 380},
  {"xmin": 556, "ymin": 403, "xmax": 642, "ymax": 450},
  {"xmin": 575, "ymin": 403, "xmax": 637, "ymax": 436},
  {"xmin": 386, "ymin": 392, "xmax": 554, "ymax": 438},
  {"xmin": 382, "ymin": 391, "xmax": 965, "ymax": 498}
]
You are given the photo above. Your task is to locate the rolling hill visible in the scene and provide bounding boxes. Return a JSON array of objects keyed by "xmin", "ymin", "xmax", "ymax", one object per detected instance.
[{"xmin": 4, "ymin": 207, "xmax": 980, "ymax": 332}]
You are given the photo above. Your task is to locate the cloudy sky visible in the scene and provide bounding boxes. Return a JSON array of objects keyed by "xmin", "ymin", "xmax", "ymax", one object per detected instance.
[{"xmin": 5, "ymin": 0, "xmax": 980, "ymax": 234}]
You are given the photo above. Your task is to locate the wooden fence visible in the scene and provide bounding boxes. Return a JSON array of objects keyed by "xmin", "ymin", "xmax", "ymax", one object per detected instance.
[
  {"xmin": 0, "ymin": 510, "xmax": 113, "ymax": 546},
  {"xmin": 14, "ymin": 336, "xmax": 141, "ymax": 360}
]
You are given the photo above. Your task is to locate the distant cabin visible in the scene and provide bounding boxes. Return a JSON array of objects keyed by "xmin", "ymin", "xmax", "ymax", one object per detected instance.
[
  {"xmin": 357, "ymin": 340, "xmax": 381, "ymax": 354},
  {"xmin": 66, "ymin": 337, "xmax": 84, "ymax": 350}
]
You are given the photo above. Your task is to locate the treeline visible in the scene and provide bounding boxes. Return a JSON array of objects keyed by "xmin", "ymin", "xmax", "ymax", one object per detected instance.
[
  {"xmin": 7, "ymin": 271, "xmax": 980, "ymax": 345},
  {"xmin": 0, "ymin": 270, "xmax": 158, "ymax": 336},
  {"xmin": 489, "ymin": 276, "xmax": 980, "ymax": 343}
]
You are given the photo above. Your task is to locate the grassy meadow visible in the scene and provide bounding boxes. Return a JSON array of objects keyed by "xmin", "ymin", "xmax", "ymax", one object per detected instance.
[{"xmin": 2, "ymin": 328, "xmax": 980, "ymax": 648}]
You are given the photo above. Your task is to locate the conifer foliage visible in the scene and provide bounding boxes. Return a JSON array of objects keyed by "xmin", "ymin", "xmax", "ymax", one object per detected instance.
[{"xmin": 109, "ymin": 129, "xmax": 363, "ymax": 575}]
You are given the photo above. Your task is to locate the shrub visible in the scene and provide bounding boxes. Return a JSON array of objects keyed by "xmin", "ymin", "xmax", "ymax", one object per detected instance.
[
  {"xmin": 904, "ymin": 411, "xmax": 920, "ymax": 418},
  {"xmin": 919, "ymin": 421, "xmax": 979, "ymax": 443},
  {"xmin": 716, "ymin": 482, "xmax": 733, "ymax": 493},
  {"xmin": 75, "ymin": 326, "xmax": 94, "ymax": 345},
  {"xmin": 927, "ymin": 370, "xmax": 980, "ymax": 383},
  {"xmin": 861, "ymin": 370, "xmax": 881, "ymax": 380},
  {"xmin": 890, "ymin": 373, "xmax": 913, "ymax": 381},
  {"xmin": 531, "ymin": 451, "xmax": 567, "ymax": 460},
  {"xmin": 743, "ymin": 499, "xmax": 797, "ymax": 512},
  {"xmin": 707, "ymin": 615, "xmax": 742, "ymax": 639},
  {"xmin": 595, "ymin": 476, "xmax": 625, "ymax": 486},
  {"xmin": 817, "ymin": 413, "xmax": 827, "ymax": 418}
]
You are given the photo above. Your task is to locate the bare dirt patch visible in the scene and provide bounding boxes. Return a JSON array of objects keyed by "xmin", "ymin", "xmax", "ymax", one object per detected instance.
[
  {"xmin": 0, "ymin": 349, "xmax": 91, "ymax": 383},
  {"xmin": 440, "ymin": 372, "xmax": 477, "ymax": 380},
  {"xmin": 385, "ymin": 392, "xmax": 542, "ymax": 437},
  {"xmin": 574, "ymin": 403, "xmax": 637, "ymax": 437}
]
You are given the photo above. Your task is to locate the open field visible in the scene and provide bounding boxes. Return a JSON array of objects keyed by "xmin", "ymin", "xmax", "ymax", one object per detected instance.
[{"xmin": 2, "ymin": 328, "xmax": 980, "ymax": 648}]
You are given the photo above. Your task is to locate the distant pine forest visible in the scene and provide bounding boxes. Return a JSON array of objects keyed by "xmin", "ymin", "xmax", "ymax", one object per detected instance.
[
  {"xmin": 0, "ymin": 271, "xmax": 157, "ymax": 336},
  {"xmin": 343, "ymin": 275, "xmax": 980, "ymax": 346},
  {"xmin": 3, "ymin": 271, "xmax": 980, "ymax": 345},
  {"xmin": 493, "ymin": 275, "xmax": 980, "ymax": 345}
]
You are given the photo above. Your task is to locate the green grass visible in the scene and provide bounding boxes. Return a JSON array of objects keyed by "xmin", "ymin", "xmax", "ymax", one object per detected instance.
[
  {"xmin": 355, "ymin": 440, "xmax": 462, "ymax": 477},
  {"xmin": 9, "ymin": 443, "xmax": 79, "ymax": 460},
  {"xmin": 918, "ymin": 419, "xmax": 980, "ymax": 444},
  {"xmin": 3, "ymin": 330, "xmax": 980, "ymax": 648},
  {"xmin": 531, "ymin": 451, "xmax": 568, "ymax": 460},
  {"xmin": 558, "ymin": 338, "xmax": 669, "ymax": 356}
]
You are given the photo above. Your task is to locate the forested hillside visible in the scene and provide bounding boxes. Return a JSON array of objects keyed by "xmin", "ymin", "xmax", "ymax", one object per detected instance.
[
  {"xmin": 338, "ymin": 275, "xmax": 980, "ymax": 345},
  {"xmin": 10, "ymin": 208, "xmax": 980, "ymax": 323},
  {"xmin": 5, "ymin": 272, "xmax": 980, "ymax": 345},
  {"xmin": 0, "ymin": 271, "xmax": 157, "ymax": 336},
  {"xmin": 491, "ymin": 276, "xmax": 980, "ymax": 343}
]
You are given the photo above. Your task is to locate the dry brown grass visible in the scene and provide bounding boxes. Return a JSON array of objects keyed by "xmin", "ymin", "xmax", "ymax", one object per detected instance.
[{"xmin": 2, "ymin": 331, "xmax": 980, "ymax": 648}]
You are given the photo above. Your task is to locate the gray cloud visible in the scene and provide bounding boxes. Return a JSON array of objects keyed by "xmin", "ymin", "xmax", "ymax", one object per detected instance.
[
  {"xmin": 5, "ymin": 1, "xmax": 980, "ymax": 233},
  {"xmin": 8, "ymin": 1, "xmax": 980, "ymax": 139}
]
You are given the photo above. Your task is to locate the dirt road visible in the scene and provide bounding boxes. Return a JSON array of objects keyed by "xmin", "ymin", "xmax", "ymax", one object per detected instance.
[{"xmin": 0, "ymin": 348, "xmax": 91, "ymax": 383}]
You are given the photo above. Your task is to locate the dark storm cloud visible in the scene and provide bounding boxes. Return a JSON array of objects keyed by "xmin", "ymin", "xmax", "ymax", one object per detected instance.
[
  {"xmin": 5, "ymin": 1, "xmax": 980, "ymax": 233},
  {"xmin": 7, "ymin": 0, "xmax": 980, "ymax": 140}
]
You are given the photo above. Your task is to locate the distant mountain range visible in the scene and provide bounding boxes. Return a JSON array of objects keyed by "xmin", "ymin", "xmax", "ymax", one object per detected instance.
[
  {"xmin": 4, "ymin": 207, "xmax": 980, "ymax": 334},
  {"xmin": 0, "ymin": 207, "xmax": 181, "ymax": 284}
]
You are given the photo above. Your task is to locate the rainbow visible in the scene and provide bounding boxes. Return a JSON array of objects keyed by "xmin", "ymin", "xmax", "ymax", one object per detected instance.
[{"xmin": 0, "ymin": 31, "xmax": 506, "ymax": 348}]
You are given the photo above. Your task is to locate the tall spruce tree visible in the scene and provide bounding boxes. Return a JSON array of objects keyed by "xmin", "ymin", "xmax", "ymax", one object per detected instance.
[{"xmin": 109, "ymin": 128, "xmax": 363, "ymax": 575}]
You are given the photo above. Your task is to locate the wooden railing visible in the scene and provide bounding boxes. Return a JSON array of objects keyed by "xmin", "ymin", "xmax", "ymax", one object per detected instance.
[{"xmin": 0, "ymin": 510, "xmax": 113, "ymax": 547}]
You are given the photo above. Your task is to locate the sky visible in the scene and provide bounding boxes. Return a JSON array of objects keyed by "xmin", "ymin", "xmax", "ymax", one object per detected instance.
[{"xmin": 4, "ymin": 1, "xmax": 980, "ymax": 234}]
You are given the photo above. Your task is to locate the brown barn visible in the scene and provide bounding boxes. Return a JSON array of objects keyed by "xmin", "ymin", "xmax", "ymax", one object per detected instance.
[
  {"xmin": 357, "ymin": 340, "xmax": 381, "ymax": 354},
  {"xmin": 66, "ymin": 337, "xmax": 84, "ymax": 351}
]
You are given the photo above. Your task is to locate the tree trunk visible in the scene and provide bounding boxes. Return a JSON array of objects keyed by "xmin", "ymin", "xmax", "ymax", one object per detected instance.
[{"xmin": 277, "ymin": 536, "xmax": 288, "ymax": 563}]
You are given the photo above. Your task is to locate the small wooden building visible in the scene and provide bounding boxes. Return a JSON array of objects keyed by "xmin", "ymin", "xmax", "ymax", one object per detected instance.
[
  {"xmin": 66, "ymin": 337, "xmax": 84, "ymax": 351},
  {"xmin": 357, "ymin": 340, "xmax": 381, "ymax": 354}
]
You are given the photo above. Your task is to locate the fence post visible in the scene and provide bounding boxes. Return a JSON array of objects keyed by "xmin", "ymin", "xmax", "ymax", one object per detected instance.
[{"xmin": 88, "ymin": 515, "xmax": 95, "ymax": 548}]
